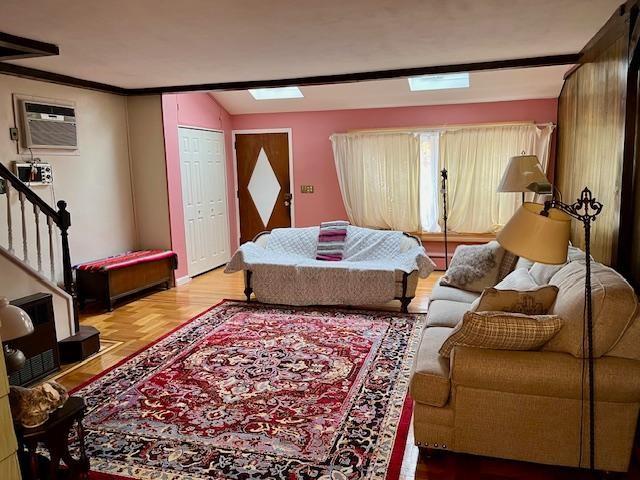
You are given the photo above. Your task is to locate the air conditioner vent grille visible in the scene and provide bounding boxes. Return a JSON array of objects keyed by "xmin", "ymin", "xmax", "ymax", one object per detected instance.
[
  {"xmin": 27, "ymin": 118, "xmax": 77, "ymax": 148},
  {"xmin": 19, "ymin": 98, "xmax": 78, "ymax": 150}
]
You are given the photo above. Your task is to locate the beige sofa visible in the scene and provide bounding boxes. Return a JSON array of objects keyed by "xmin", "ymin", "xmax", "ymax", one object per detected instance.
[{"xmin": 410, "ymin": 249, "xmax": 640, "ymax": 472}]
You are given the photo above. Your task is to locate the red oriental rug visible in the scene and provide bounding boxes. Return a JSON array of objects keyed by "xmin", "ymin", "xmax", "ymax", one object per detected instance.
[{"xmin": 73, "ymin": 300, "xmax": 424, "ymax": 480}]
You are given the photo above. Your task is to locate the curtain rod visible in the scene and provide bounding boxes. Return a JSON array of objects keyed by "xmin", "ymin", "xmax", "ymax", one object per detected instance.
[{"xmin": 347, "ymin": 120, "xmax": 555, "ymax": 134}]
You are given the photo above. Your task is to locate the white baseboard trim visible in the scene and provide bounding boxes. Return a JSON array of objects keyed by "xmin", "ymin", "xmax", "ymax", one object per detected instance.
[{"xmin": 175, "ymin": 275, "xmax": 192, "ymax": 286}]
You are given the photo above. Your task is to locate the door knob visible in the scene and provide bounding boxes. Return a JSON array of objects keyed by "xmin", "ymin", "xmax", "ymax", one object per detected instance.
[{"xmin": 284, "ymin": 193, "xmax": 292, "ymax": 207}]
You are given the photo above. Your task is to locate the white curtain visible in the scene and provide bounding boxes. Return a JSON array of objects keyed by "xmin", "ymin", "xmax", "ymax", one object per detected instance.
[
  {"xmin": 331, "ymin": 132, "xmax": 421, "ymax": 232},
  {"xmin": 439, "ymin": 124, "xmax": 554, "ymax": 233},
  {"xmin": 419, "ymin": 132, "xmax": 441, "ymax": 232}
]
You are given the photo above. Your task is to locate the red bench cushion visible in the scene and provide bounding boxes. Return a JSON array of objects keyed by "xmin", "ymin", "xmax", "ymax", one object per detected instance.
[{"xmin": 75, "ymin": 250, "xmax": 177, "ymax": 272}]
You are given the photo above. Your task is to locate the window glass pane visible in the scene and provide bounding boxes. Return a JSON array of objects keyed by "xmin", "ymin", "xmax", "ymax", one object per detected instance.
[{"xmin": 419, "ymin": 132, "xmax": 441, "ymax": 232}]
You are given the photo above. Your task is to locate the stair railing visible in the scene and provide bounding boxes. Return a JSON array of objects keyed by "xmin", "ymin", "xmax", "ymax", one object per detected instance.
[{"xmin": 0, "ymin": 162, "xmax": 77, "ymax": 329}]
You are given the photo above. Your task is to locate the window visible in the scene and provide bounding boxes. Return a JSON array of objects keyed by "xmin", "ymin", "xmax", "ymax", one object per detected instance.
[
  {"xmin": 418, "ymin": 124, "xmax": 555, "ymax": 233},
  {"xmin": 419, "ymin": 132, "xmax": 441, "ymax": 232},
  {"xmin": 249, "ymin": 87, "xmax": 304, "ymax": 100},
  {"xmin": 408, "ymin": 73, "xmax": 470, "ymax": 91},
  {"xmin": 331, "ymin": 124, "xmax": 554, "ymax": 234}
]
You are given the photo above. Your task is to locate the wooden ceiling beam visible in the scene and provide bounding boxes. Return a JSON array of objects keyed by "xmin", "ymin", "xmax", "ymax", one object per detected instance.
[
  {"xmin": 0, "ymin": 32, "xmax": 59, "ymax": 61},
  {"xmin": 0, "ymin": 54, "xmax": 580, "ymax": 96}
]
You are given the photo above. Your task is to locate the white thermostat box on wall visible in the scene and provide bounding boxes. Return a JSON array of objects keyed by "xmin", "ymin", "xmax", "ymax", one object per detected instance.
[{"xmin": 13, "ymin": 162, "xmax": 53, "ymax": 186}]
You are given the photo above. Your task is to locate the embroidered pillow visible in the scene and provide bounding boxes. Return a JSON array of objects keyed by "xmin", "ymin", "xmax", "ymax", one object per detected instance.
[
  {"xmin": 439, "ymin": 311, "xmax": 562, "ymax": 358},
  {"xmin": 472, "ymin": 285, "xmax": 559, "ymax": 315},
  {"xmin": 440, "ymin": 241, "xmax": 505, "ymax": 293}
]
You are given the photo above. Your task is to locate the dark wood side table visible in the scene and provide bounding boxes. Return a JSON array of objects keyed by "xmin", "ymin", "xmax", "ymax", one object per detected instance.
[{"xmin": 15, "ymin": 396, "xmax": 90, "ymax": 480}]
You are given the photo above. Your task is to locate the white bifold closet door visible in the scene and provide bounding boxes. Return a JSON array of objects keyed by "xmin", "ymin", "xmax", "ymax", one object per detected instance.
[{"xmin": 178, "ymin": 127, "xmax": 231, "ymax": 277}]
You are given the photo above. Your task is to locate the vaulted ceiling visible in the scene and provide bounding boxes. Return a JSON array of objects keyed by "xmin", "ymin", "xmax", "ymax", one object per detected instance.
[
  {"xmin": 212, "ymin": 65, "xmax": 571, "ymax": 114},
  {"xmin": 0, "ymin": 0, "xmax": 621, "ymax": 90}
]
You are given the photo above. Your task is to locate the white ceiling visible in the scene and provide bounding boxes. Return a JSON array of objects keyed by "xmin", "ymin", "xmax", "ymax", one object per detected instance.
[
  {"xmin": 212, "ymin": 65, "xmax": 571, "ymax": 114},
  {"xmin": 1, "ymin": 0, "xmax": 620, "ymax": 89}
]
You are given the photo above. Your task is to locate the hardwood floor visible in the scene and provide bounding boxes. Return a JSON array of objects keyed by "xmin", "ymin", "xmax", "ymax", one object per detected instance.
[{"xmin": 55, "ymin": 268, "xmax": 638, "ymax": 480}]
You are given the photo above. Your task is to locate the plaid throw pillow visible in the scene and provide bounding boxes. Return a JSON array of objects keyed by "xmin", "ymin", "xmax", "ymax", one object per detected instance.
[
  {"xmin": 439, "ymin": 311, "xmax": 562, "ymax": 358},
  {"xmin": 497, "ymin": 250, "xmax": 519, "ymax": 282}
]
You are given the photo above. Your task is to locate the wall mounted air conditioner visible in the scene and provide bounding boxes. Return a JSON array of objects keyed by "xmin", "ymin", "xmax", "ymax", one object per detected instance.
[{"xmin": 20, "ymin": 99, "xmax": 78, "ymax": 149}]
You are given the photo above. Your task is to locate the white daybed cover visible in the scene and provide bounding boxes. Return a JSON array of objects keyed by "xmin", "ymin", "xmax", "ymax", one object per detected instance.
[{"xmin": 225, "ymin": 226, "xmax": 436, "ymax": 306}]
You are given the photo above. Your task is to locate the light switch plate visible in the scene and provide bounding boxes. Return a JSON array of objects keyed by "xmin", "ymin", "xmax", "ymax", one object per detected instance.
[
  {"xmin": 301, "ymin": 185, "xmax": 314, "ymax": 193},
  {"xmin": 9, "ymin": 127, "xmax": 18, "ymax": 141}
]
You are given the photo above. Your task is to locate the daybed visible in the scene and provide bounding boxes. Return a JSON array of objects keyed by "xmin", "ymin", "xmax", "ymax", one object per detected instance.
[{"xmin": 225, "ymin": 225, "xmax": 435, "ymax": 312}]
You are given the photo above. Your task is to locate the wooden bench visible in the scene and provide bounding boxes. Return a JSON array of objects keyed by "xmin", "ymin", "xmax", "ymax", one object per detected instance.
[{"xmin": 75, "ymin": 250, "xmax": 177, "ymax": 311}]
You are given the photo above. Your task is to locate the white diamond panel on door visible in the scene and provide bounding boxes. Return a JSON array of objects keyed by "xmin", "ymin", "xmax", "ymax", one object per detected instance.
[
  {"xmin": 179, "ymin": 127, "xmax": 231, "ymax": 278},
  {"xmin": 247, "ymin": 147, "xmax": 281, "ymax": 228}
]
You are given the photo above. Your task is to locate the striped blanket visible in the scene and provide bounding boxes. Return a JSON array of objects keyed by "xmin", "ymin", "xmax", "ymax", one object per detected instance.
[
  {"xmin": 75, "ymin": 250, "xmax": 177, "ymax": 272},
  {"xmin": 316, "ymin": 220, "xmax": 349, "ymax": 261}
]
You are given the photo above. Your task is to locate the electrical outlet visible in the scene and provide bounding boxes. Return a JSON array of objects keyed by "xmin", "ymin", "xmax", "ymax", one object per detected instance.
[
  {"xmin": 301, "ymin": 185, "xmax": 314, "ymax": 194},
  {"xmin": 9, "ymin": 127, "xmax": 18, "ymax": 141}
]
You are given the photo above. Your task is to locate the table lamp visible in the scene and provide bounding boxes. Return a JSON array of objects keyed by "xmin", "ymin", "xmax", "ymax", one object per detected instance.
[
  {"xmin": 0, "ymin": 297, "xmax": 34, "ymax": 373},
  {"xmin": 497, "ymin": 154, "xmax": 552, "ymax": 202},
  {"xmin": 497, "ymin": 187, "xmax": 602, "ymax": 472}
]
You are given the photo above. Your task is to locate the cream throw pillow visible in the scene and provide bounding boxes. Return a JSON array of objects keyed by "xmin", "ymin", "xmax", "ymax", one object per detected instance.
[
  {"xmin": 470, "ymin": 269, "xmax": 559, "ymax": 314},
  {"xmin": 440, "ymin": 241, "xmax": 505, "ymax": 293},
  {"xmin": 439, "ymin": 311, "xmax": 562, "ymax": 358},
  {"xmin": 494, "ymin": 268, "xmax": 538, "ymax": 290}
]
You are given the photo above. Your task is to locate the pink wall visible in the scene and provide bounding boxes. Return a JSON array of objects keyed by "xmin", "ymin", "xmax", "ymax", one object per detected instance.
[
  {"xmin": 162, "ymin": 93, "xmax": 236, "ymax": 280},
  {"xmin": 231, "ymin": 98, "xmax": 558, "ymax": 229},
  {"xmin": 163, "ymin": 96, "xmax": 557, "ymax": 279}
]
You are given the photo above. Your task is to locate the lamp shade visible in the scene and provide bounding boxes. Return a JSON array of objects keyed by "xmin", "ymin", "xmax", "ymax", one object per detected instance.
[
  {"xmin": 0, "ymin": 297, "xmax": 34, "ymax": 342},
  {"xmin": 497, "ymin": 203, "xmax": 571, "ymax": 265},
  {"xmin": 497, "ymin": 155, "xmax": 552, "ymax": 194}
]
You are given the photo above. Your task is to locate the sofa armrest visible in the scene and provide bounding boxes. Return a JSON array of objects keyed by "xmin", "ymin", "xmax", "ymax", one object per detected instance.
[
  {"xmin": 253, "ymin": 232, "xmax": 270, "ymax": 247},
  {"xmin": 400, "ymin": 233, "xmax": 421, "ymax": 252},
  {"xmin": 450, "ymin": 346, "xmax": 640, "ymax": 403}
]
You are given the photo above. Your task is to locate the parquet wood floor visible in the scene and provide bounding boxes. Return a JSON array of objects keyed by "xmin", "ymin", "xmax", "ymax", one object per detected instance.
[{"xmin": 55, "ymin": 267, "xmax": 638, "ymax": 480}]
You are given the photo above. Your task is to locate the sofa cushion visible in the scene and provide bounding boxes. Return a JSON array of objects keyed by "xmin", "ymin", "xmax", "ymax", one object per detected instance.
[
  {"xmin": 451, "ymin": 347, "xmax": 640, "ymax": 403},
  {"xmin": 494, "ymin": 268, "xmax": 538, "ymax": 290},
  {"xmin": 529, "ymin": 246, "xmax": 587, "ymax": 285},
  {"xmin": 427, "ymin": 300, "xmax": 472, "ymax": 328},
  {"xmin": 544, "ymin": 261, "xmax": 638, "ymax": 358},
  {"xmin": 439, "ymin": 311, "xmax": 562, "ymax": 358},
  {"xmin": 410, "ymin": 327, "xmax": 452, "ymax": 407},
  {"xmin": 608, "ymin": 311, "xmax": 640, "ymax": 361},
  {"xmin": 431, "ymin": 279, "xmax": 481, "ymax": 303},
  {"xmin": 440, "ymin": 241, "xmax": 505, "ymax": 293},
  {"xmin": 515, "ymin": 256, "xmax": 534, "ymax": 271}
]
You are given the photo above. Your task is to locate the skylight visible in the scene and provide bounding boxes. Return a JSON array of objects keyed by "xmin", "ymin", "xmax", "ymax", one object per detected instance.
[
  {"xmin": 249, "ymin": 86, "xmax": 304, "ymax": 100},
  {"xmin": 408, "ymin": 73, "xmax": 470, "ymax": 91}
]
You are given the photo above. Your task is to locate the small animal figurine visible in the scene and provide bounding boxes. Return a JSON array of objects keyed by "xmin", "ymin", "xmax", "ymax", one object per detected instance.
[{"xmin": 9, "ymin": 380, "xmax": 69, "ymax": 428}]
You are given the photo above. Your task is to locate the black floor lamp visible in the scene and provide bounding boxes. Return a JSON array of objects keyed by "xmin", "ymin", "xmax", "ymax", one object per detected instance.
[
  {"xmin": 497, "ymin": 187, "xmax": 603, "ymax": 471},
  {"xmin": 440, "ymin": 168, "xmax": 449, "ymax": 269}
]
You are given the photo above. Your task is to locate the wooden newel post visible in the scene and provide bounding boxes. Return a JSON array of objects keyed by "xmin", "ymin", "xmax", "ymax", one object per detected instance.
[{"xmin": 57, "ymin": 200, "xmax": 78, "ymax": 331}]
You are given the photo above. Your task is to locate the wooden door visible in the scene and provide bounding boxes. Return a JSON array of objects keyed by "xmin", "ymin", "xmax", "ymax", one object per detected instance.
[
  {"xmin": 235, "ymin": 132, "xmax": 291, "ymax": 243},
  {"xmin": 179, "ymin": 128, "xmax": 230, "ymax": 277}
]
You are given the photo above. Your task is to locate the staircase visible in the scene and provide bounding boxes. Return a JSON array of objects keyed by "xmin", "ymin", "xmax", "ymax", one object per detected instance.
[{"xmin": 0, "ymin": 162, "xmax": 99, "ymax": 362}]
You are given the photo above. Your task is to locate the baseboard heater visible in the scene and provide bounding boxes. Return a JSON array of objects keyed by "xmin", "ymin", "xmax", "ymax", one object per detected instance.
[{"xmin": 7, "ymin": 293, "xmax": 60, "ymax": 386}]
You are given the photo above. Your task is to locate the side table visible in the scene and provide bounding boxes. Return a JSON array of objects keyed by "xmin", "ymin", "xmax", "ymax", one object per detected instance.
[{"xmin": 14, "ymin": 396, "xmax": 90, "ymax": 480}]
